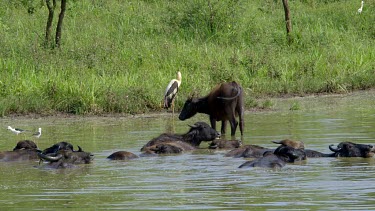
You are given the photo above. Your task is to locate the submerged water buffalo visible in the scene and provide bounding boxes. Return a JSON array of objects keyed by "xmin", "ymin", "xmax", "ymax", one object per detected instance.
[
  {"xmin": 107, "ymin": 151, "xmax": 139, "ymax": 160},
  {"xmin": 0, "ymin": 140, "xmax": 40, "ymax": 162},
  {"xmin": 38, "ymin": 149, "xmax": 93, "ymax": 168},
  {"xmin": 140, "ymin": 122, "xmax": 220, "ymax": 155},
  {"xmin": 38, "ymin": 142, "xmax": 93, "ymax": 168},
  {"xmin": 208, "ymin": 139, "xmax": 242, "ymax": 150},
  {"xmin": 275, "ymin": 141, "xmax": 375, "ymax": 158},
  {"xmin": 42, "ymin": 141, "xmax": 75, "ymax": 154},
  {"xmin": 179, "ymin": 81, "xmax": 244, "ymax": 136},
  {"xmin": 239, "ymin": 145, "xmax": 306, "ymax": 169},
  {"xmin": 225, "ymin": 144, "xmax": 272, "ymax": 158},
  {"xmin": 328, "ymin": 142, "xmax": 375, "ymax": 158},
  {"xmin": 272, "ymin": 139, "xmax": 305, "ymax": 149}
]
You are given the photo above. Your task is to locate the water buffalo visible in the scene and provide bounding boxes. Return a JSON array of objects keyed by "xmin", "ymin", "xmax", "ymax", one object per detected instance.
[
  {"xmin": 239, "ymin": 145, "xmax": 306, "ymax": 169},
  {"xmin": 107, "ymin": 151, "xmax": 139, "ymax": 160},
  {"xmin": 225, "ymin": 145, "xmax": 272, "ymax": 158},
  {"xmin": 38, "ymin": 148, "xmax": 94, "ymax": 168},
  {"xmin": 304, "ymin": 149, "xmax": 333, "ymax": 157},
  {"xmin": 179, "ymin": 81, "xmax": 244, "ymax": 137},
  {"xmin": 273, "ymin": 139, "xmax": 337, "ymax": 158},
  {"xmin": 208, "ymin": 139, "xmax": 242, "ymax": 149},
  {"xmin": 42, "ymin": 141, "xmax": 75, "ymax": 154},
  {"xmin": 144, "ymin": 142, "xmax": 193, "ymax": 154},
  {"xmin": 238, "ymin": 152, "xmax": 286, "ymax": 169},
  {"xmin": 0, "ymin": 140, "xmax": 40, "ymax": 162},
  {"xmin": 329, "ymin": 142, "xmax": 375, "ymax": 158},
  {"xmin": 140, "ymin": 122, "xmax": 220, "ymax": 154},
  {"xmin": 13, "ymin": 140, "xmax": 39, "ymax": 151},
  {"xmin": 272, "ymin": 139, "xmax": 305, "ymax": 149}
]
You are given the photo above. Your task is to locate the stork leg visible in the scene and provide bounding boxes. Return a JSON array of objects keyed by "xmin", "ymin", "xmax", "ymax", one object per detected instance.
[{"xmin": 172, "ymin": 100, "xmax": 175, "ymax": 118}]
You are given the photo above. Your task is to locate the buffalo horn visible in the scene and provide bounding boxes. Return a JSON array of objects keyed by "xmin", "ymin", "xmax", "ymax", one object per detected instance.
[
  {"xmin": 188, "ymin": 124, "xmax": 198, "ymax": 129},
  {"xmin": 37, "ymin": 152, "xmax": 63, "ymax": 162},
  {"xmin": 329, "ymin": 144, "xmax": 341, "ymax": 152}
]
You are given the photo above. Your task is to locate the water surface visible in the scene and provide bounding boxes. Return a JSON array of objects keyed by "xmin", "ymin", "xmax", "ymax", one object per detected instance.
[{"xmin": 0, "ymin": 90, "xmax": 374, "ymax": 210}]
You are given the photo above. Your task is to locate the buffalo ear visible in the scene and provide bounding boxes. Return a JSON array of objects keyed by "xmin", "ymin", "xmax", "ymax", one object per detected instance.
[{"xmin": 77, "ymin": 146, "xmax": 83, "ymax": 152}]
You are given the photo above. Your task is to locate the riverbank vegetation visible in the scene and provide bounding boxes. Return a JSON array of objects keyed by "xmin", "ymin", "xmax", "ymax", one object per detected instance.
[{"xmin": 0, "ymin": 0, "xmax": 374, "ymax": 116}]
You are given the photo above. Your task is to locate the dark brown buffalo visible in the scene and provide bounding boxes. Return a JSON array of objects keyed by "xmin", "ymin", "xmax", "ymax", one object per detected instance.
[
  {"xmin": 329, "ymin": 142, "xmax": 375, "ymax": 158},
  {"xmin": 225, "ymin": 145, "xmax": 272, "ymax": 158},
  {"xmin": 107, "ymin": 151, "xmax": 139, "ymax": 160},
  {"xmin": 273, "ymin": 139, "xmax": 335, "ymax": 158},
  {"xmin": 140, "ymin": 122, "xmax": 219, "ymax": 154},
  {"xmin": 0, "ymin": 140, "xmax": 40, "ymax": 162},
  {"xmin": 208, "ymin": 139, "xmax": 242, "ymax": 150},
  {"xmin": 239, "ymin": 145, "xmax": 306, "ymax": 169},
  {"xmin": 38, "ymin": 148, "xmax": 94, "ymax": 169},
  {"xmin": 142, "ymin": 142, "xmax": 194, "ymax": 155},
  {"xmin": 179, "ymin": 81, "xmax": 244, "ymax": 136},
  {"xmin": 304, "ymin": 149, "xmax": 333, "ymax": 157},
  {"xmin": 13, "ymin": 140, "xmax": 39, "ymax": 151},
  {"xmin": 42, "ymin": 141, "xmax": 75, "ymax": 154}
]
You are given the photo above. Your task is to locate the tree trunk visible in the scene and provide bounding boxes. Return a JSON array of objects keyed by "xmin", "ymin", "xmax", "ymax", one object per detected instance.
[
  {"xmin": 281, "ymin": 0, "xmax": 292, "ymax": 43},
  {"xmin": 55, "ymin": 0, "xmax": 66, "ymax": 47},
  {"xmin": 45, "ymin": 0, "xmax": 55, "ymax": 46}
]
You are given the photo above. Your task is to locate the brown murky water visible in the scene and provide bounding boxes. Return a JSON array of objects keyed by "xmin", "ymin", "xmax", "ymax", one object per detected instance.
[{"xmin": 0, "ymin": 90, "xmax": 374, "ymax": 210}]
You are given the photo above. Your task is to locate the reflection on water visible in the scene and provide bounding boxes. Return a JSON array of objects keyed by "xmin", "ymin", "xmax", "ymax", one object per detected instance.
[{"xmin": 0, "ymin": 90, "xmax": 374, "ymax": 210}]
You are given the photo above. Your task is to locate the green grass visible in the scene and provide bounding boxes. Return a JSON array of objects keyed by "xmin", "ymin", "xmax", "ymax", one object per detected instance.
[{"xmin": 0, "ymin": 0, "xmax": 374, "ymax": 116}]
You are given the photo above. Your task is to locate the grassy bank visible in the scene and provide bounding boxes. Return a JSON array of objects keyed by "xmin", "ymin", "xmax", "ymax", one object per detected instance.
[{"xmin": 0, "ymin": 0, "xmax": 374, "ymax": 116}]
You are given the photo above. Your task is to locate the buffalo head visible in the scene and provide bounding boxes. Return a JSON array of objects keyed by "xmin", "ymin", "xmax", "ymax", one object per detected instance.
[
  {"xmin": 185, "ymin": 122, "xmax": 220, "ymax": 145},
  {"xmin": 13, "ymin": 140, "xmax": 39, "ymax": 151},
  {"xmin": 329, "ymin": 142, "xmax": 375, "ymax": 158},
  {"xmin": 38, "ymin": 146, "xmax": 93, "ymax": 168},
  {"xmin": 179, "ymin": 98, "xmax": 199, "ymax": 121},
  {"xmin": 274, "ymin": 145, "xmax": 306, "ymax": 162}
]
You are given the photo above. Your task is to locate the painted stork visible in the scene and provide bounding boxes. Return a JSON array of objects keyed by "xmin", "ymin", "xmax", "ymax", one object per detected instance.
[
  {"xmin": 163, "ymin": 71, "xmax": 182, "ymax": 115},
  {"xmin": 358, "ymin": 1, "xmax": 364, "ymax": 14}
]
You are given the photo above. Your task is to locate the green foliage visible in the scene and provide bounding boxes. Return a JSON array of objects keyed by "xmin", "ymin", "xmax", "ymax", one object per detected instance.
[
  {"xmin": 0, "ymin": 0, "xmax": 374, "ymax": 116},
  {"xmin": 290, "ymin": 102, "xmax": 301, "ymax": 111},
  {"xmin": 261, "ymin": 100, "xmax": 274, "ymax": 109}
]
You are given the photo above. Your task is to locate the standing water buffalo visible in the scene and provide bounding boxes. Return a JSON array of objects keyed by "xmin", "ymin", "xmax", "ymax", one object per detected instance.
[
  {"xmin": 140, "ymin": 122, "xmax": 220, "ymax": 155},
  {"xmin": 179, "ymin": 81, "xmax": 244, "ymax": 137}
]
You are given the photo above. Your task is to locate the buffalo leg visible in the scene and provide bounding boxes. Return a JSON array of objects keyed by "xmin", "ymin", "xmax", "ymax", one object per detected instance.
[
  {"xmin": 221, "ymin": 120, "xmax": 227, "ymax": 135},
  {"xmin": 229, "ymin": 117, "xmax": 238, "ymax": 137},
  {"xmin": 236, "ymin": 97, "xmax": 245, "ymax": 136},
  {"xmin": 238, "ymin": 109, "xmax": 244, "ymax": 136},
  {"xmin": 210, "ymin": 117, "xmax": 217, "ymax": 132}
]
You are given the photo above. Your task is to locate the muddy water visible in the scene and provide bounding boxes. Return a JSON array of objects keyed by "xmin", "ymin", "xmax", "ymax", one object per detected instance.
[{"xmin": 0, "ymin": 90, "xmax": 374, "ymax": 210}]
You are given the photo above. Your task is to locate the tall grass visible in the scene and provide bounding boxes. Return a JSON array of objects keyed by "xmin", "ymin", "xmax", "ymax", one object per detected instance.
[{"xmin": 0, "ymin": 0, "xmax": 374, "ymax": 116}]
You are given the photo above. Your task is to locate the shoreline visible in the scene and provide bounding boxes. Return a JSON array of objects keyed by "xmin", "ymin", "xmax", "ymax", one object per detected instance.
[{"xmin": 3, "ymin": 88, "xmax": 374, "ymax": 120}]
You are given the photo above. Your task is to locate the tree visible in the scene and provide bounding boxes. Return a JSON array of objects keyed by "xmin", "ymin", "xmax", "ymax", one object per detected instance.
[
  {"xmin": 44, "ymin": 0, "xmax": 67, "ymax": 48},
  {"xmin": 281, "ymin": 0, "xmax": 292, "ymax": 44}
]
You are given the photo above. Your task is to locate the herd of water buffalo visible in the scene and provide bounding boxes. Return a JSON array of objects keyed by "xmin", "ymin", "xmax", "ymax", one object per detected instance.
[
  {"xmin": 1, "ymin": 81, "xmax": 374, "ymax": 169},
  {"xmin": 1, "ymin": 121, "xmax": 374, "ymax": 169}
]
